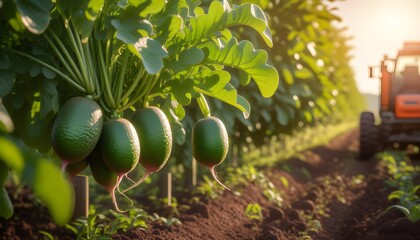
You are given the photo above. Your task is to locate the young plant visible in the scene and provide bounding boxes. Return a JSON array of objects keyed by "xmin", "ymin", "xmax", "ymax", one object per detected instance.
[
  {"xmin": 384, "ymin": 186, "xmax": 420, "ymax": 222},
  {"xmin": 244, "ymin": 203, "xmax": 263, "ymax": 222},
  {"xmin": 380, "ymin": 151, "xmax": 420, "ymax": 222}
]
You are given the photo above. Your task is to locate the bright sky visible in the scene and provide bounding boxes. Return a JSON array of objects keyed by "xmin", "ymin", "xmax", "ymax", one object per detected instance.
[{"xmin": 331, "ymin": 0, "xmax": 420, "ymax": 95}]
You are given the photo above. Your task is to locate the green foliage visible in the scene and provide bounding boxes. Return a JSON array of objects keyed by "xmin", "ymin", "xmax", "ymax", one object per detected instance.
[
  {"xmin": 65, "ymin": 206, "xmax": 150, "ymax": 239},
  {"xmin": 194, "ymin": 175, "xmax": 224, "ymax": 199},
  {"xmin": 148, "ymin": 212, "xmax": 182, "ymax": 226},
  {"xmin": 13, "ymin": 0, "xmax": 53, "ymax": 34},
  {"xmin": 170, "ymin": 0, "xmax": 365, "ymax": 178},
  {"xmin": 244, "ymin": 203, "xmax": 263, "ymax": 221},
  {"xmin": 0, "ymin": 97, "xmax": 74, "ymax": 225},
  {"xmin": 0, "ymin": 134, "xmax": 74, "ymax": 225},
  {"xmin": 379, "ymin": 151, "xmax": 420, "ymax": 222},
  {"xmin": 234, "ymin": 165, "xmax": 284, "ymax": 206},
  {"xmin": 0, "ymin": 0, "xmax": 280, "ymax": 224}
]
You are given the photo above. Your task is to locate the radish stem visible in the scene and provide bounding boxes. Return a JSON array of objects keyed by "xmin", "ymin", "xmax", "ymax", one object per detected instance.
[
  {"xmin": 42, "ymin": 34, "xmax": 80, "ymax": 83},
  {"xmin": 97, "ymin": 41, "xmax": 116, "ymax": 109},
  {"xmin": 210, "ymin": 167, "xmax": 230, "ymax": 191},
  {"xmin": 47, "ymin": 30, "xmax": 84, "ymax": 83},
  {"xmin": 7, "ymin": 49, "xmax": 86, "ymax": 93},
  {"xmin": 121, "ymin": 171, "xmax": 150, "ymax": 193},
  {"xmin": 110, "ymin": 176, "xmax": 128, "ymax": 213},
  {"xmin": 115, "ymin": 51, "xmax": 130, "ymax": 107},
  {"xmin": 197, "ymin": 93, "xmax": 211, "ymax": 118}
]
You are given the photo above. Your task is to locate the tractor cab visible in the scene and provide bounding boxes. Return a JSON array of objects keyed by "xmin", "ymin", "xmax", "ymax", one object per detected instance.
[
  {"xmin": 392, "ymin": 55, "xmax": 420, "ymax": 118},
  {"xmin": 360, "ymin": 42, "xmax": 420, "ymax": 159}
]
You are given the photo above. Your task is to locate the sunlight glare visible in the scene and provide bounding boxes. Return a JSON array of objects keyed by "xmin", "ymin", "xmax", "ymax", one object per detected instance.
[{"xmin": 385, "ymin": 14, "xmax": 403, "ymax": 28}]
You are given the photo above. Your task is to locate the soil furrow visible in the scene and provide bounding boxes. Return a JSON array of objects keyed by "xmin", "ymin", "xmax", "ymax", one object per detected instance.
[{"xmin": 104, "ymin": 129, "xmax": 420, "ymax": 239}]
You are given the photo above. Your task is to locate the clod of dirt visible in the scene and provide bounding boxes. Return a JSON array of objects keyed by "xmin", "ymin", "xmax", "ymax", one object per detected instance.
[
  {"xmin": 185, "ymin": 202, "xmax": 210, "ymax": 218},
  {"xmin": 152, "ymin": 229, "xmax": 161, "ymax": 236},
  {"xmin": 375, "ymin": 208, "xmax": 405, "ymax": 225},
  {"xmin": 307, "ymin": 229, "xmax": 318, "ymax": 237},
  {"xmin": 303, "ymin": 189, "xmax": 319, "ymax": 201},
  {"xmin": 377, "ymin": 220, "xmax": 394, "ymax": 234},
  {"xmin": 180, "ymin": 214, "xmax": 198, "ymax": 222},
  {"xmin": 257, "ymin": 230, "xmax": 279, "ymax": 240},
  {"xmin": 264, "ymin": 219, "xmax": 282, "ymax": 231},
  {"xmin": 113, "ymin": 234, "xmax": 132, "ymax": 240},
  {"xmin": 393, "ymin": 218, "xmax": 417, "ymax": 236},
  {"xmin": 286, "ymin": 209, "xmax": 300, "ymax": 221},
  {"xmin": 266, "ymin": 206, "xmax": 284, "ymax": 222},
  {"xmin": 293, "ymin": 200, "xmax": 315, "ymax": 212},
  {"xmin": 295, "ymin": 222, "xmax": 307, "ymax": 232}
]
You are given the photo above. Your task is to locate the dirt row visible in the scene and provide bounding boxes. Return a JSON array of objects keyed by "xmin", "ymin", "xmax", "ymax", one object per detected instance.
[
  {"xmin": 115, "ymin": 129, "xmax": 420, "ymax": 240},
  {"xmin": 2, "ymin": 129, "xmax": 420, "ymax": 239}
]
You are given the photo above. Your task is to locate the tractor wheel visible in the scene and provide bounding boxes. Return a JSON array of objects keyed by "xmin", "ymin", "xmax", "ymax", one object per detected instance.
[{"xmin": 359, "ymin": 112, "xmax": 378, "ymax": 160}]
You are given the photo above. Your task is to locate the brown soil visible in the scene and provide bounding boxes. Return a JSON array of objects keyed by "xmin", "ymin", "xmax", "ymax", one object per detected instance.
[{"xmin": 2, "ymin": 128, "xmax": 420, "ymax": 239}]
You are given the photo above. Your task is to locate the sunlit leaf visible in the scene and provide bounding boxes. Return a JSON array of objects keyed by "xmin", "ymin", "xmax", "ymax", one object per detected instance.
[
  {"xmin": 14, "ymin": 0, "xmax": 52, "ymax": 34},
  {"xmin": 126, "ymin": 38, "xmax": 168, "ymax": 74},
  {"xmin": 238, "ymin": 69, "xmax": 251, "ymax": 86},
  {"xmin": 131, "ymin": 0, "xmax": 164, "ymax": 17},
  {"xmin": 21, "ymin": 154, "xmax": 74, "ymax": 226},
  {"xmin": 166, "ymin": 47, "xmax": 204, "ymax": 74},
  {"xmin": 388, "ymin": 191, "xmax": 405, "ymax": 200},
  {"xmin": 169, "ymin": 78, "xmax": 194, "ymax": 106},
  {"xmin": 226, "ymin": 4, "xmax": 273, "ymax": 47},
  {"xmin": 0, "ymin": 136, "xmax": 24, "ymax": 173},
  {"xmin": 183, "ymin": 1, "xmax": 227, "ymax": 45},
  {"xmin": 201, "ymin": 38, "xmax": 279, "ymax": 98},
  {"xmin": 182, "ymin": 1, "xmax": 272, "ymax": 48},
  {"xmin": 193, "ymin": 69, "xmax": 250, "ymax": 118},
  {"xmin": 155, "ymin": 15, "xmax": 183, "ymax": 44},
  {"xmin": 111, "ymin": 17, "xmax": 152, "ymax": 44},
  {"xmin": 111, "ymin": 13, "xmax": 164, "ymax": 72}
]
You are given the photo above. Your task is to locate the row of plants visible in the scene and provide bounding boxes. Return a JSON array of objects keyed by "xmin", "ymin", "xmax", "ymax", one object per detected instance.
[
  {"xmin": 379, "ymin": 151, "xmax": 420, "ymax": 222},
  {"xmin": 0, "ymin": 0, "xmax": 365, "ymax": 233},
  {"xmin": 0, "ymin": 0, "xmax": 279, "ymax": 225},
  {"xmin": 166, "ymin": 0, "xmax": 365, "ymax": 191}
]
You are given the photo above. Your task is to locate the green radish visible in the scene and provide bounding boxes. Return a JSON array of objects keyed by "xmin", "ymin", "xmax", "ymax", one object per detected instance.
[
  {"xmin": 51, "ymin": 97, "xmax": 104, "ymax": 169},
  {"xmin": 0, "ymin": 161, "xmax": 13, "ymax": 219},
  {"xmin": 192, "ymin": 116, "xmax": 229, "ymax": 190},
  {"xmin": 123, "ymin": 106, "xmax": 172, "ymax": 192},
  {"xmin": 99, "ymin": 118, "xmax": 140, "ymax": 176},
  {"xmin": 87, "ymin": 147, "xmax": 124, "ymax": 212}
]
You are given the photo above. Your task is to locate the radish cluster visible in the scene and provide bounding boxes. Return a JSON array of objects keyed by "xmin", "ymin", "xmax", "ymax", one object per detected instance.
[
  {"xmin": 52, "ymin": 97, "xmax": 231, "ymax": 211},
  {"xmin": 52, "ymin": 98, "xmax": 173, "ymax": 212}
]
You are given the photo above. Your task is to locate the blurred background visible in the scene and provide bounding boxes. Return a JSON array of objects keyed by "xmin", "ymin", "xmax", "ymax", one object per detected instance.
[{"xmin": 333, "ymin": 0, "xmax": 420, "ymax": 96}]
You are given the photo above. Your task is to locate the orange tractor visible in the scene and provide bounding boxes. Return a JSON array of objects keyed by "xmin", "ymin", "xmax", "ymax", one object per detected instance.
[{"xmin": 360, "ymin": 42, "xmax": 420, "ymax": 159}]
